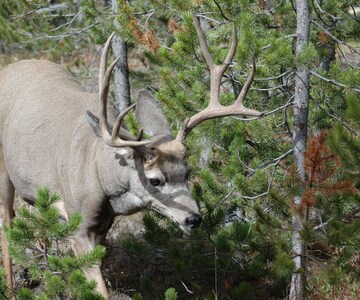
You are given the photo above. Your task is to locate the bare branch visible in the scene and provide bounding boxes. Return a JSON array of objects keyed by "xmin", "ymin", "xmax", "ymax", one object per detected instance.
[
  {"xmin": 254, "ymin": 71, "xmax": 292, "ymax": 81},
  {"xmin": 312, "ymin": 20, "xmax": 360, "ymax": 57},
  {"xmin": 310, "ymin": 70, "xmax": 360, "ymax": 92},
  {"xmin": 240, "ymin": 164, "xmax": 277, "ymax": 200},
  {"xmin": 180, "ymin": 280, "xmax": 194, "ymax": 294},
  {"xmin": 34, "ymin": 4, "xmax": 70, "ymax": 15}
]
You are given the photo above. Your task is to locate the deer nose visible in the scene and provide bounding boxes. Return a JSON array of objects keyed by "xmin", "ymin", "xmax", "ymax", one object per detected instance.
[{"xmin": 185, "ymin": 213, "xmax": 202, "ymax": 229}]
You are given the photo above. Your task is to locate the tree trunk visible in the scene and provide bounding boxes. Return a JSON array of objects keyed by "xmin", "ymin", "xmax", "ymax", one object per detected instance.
[
  {"xmin": 74, "ymin": 0, "xmax": 84, "ymax": 25},
  {"xmin": 111, "ymin": 0, "xmax": 130, "ymax": 112},
  {"xmin": 290, "ymin": 0, "xmax": 310, "ymax": 299}
]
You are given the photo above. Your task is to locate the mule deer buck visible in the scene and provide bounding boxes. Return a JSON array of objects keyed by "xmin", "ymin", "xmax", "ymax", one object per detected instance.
[{"xmin": 0, "ymin": 14, "xmax": 262, "ymax": 298}]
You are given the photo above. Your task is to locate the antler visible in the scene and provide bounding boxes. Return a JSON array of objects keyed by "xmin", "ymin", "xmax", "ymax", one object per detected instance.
[
  {"xmin": 176, "ymin": 14, "xmax": 263, "ymax": 142},
  {"xmin": 99, "ymin": 33, "xmax": 150, "ymax": 147}
]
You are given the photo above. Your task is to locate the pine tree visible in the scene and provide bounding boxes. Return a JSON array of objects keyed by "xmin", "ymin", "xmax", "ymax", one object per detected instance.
[
  {"xmin": 328, "ymin": 94, "xmax": 360, "ymax": 183},
  {"xmin": 317, "ymin": 94, "xmax": 360, "ymax": 297},
  {"xmin": 1, "ymin": 187, "xmax": 106, "ymax": 299}
]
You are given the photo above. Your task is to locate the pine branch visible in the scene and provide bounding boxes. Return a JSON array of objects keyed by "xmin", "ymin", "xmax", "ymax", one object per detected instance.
[
  {"xmin": 311, "ymin": 96, "xmax": 359, "ymax": 137},
  {"xmin": 310, "ymin": 70, "xmax": 360, "ymax": 92},
  {"xmin": 254, "ymin": 71, "xmax": 292, "ymax": 81},
  {"xmin": 312, "ymin": 20, "xmax": 360, "ymax": 64},
  {"xmin": 240, "ymin": 165, "xmax": 277, "ymax": 200},
  {"xmin": 311, "ymin": 0, "xmax": 341, "ymax": 26}
]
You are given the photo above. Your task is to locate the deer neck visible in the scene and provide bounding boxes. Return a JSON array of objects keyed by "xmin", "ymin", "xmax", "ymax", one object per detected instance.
[{"xmin": 96, "ymin": 144, "xmax": 149, "ymax": 215}]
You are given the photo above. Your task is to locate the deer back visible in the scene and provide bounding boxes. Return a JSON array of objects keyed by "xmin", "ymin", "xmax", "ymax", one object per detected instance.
[{"xmin": 0, "ymin": 60, "xmax": 100, "ymax": 201}]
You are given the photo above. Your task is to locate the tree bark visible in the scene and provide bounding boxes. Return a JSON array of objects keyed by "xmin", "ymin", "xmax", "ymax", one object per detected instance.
[
  {"xmin": 111, "ymin": 0, "xmax": 130, "ymax": 112},
  {"xmin": 290, "ymin": 0, "xmax": 310, "ymax": 299}
]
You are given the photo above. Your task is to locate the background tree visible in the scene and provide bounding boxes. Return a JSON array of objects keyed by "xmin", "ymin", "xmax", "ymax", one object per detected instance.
[
  {"xmin": 290, "ymin": 0, "xmax": 310, "ymax": 298},
  {"xmin": 111, "ymin": 0, "xmax": 131, "ymax": 111}
]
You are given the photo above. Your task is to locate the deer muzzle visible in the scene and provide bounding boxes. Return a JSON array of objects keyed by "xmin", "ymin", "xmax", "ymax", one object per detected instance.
[{"xmin": 185, "ymin": 213, "xmax": 202, "ymax": 229}]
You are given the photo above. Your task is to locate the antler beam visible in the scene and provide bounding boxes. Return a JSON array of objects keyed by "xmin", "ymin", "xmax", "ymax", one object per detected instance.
[{"xmin": 99, "ymin": 33, "xmax": 150, "ymax": 147}]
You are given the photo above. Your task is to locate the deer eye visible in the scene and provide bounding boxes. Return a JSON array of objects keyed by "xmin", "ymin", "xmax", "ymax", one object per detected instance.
[{"xmin": 149, "ymin": 178, "xmax": 161, "ymax": 187}]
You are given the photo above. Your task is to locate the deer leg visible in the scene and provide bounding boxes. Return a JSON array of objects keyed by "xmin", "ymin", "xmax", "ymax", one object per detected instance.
[
  {"xmin": 0, "ymin": 145, "xmax": 15, "ymax": 298},
  {"xmin": 72, "ymin": 230, "xmax": 109, "ymax": 299}
]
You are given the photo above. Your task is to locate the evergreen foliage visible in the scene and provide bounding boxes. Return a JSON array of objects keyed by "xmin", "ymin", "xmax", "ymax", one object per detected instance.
[
  {"xmin": 0, "ymin": 268, "xmax": 10, "ymax": 299},
  {"xmin": 0, "ymin": 0, "xmax": 111, "ymax": 63},
  {"xmin": 328, "ymin": 94, "xmax": 360, "ymax": 177},
  {"xmin": 1, "ymin": 187, "xmax": 105, "ymax": 299},
  {"xmin": 164, "ymin": 287, "xmax": 178, "ymax": 300},
  {"xmin": 111, "ymin": 0, "xmax": 359, "ymax": 298},
  {"xmin": 322, "ymin": 94, "xmax": 360, "ymax": 290}
]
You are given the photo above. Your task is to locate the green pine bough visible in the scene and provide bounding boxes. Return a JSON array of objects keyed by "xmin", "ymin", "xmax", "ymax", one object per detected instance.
[{"xmin": 1, "ymin": 187, "xmax": 106, "ymax": 300}]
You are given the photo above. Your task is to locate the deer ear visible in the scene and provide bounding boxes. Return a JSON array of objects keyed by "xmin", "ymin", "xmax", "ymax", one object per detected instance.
[{"xmin": 135, "ymin": 90, "xmax": 172, "ymax": 137}]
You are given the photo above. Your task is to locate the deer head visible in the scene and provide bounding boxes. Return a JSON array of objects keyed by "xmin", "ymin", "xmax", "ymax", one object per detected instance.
[
  {"xmin": 87, "ymin": 33, "xmax": 202, "ymax": 232},
  {"xmin": 88, "ymin": 14, "xmax": 262, "ymax": 232}
]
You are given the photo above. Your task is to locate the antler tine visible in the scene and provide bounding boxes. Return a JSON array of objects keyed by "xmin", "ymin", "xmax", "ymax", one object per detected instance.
[
  {"xmin": 176, "ymin": 14, "xmax": 263, "ymax": 142},
  {"xmin": 99, "ymin": 55, "xmax": 120, "ymax": 142},
  {"xmin": 110, "ymin": 104, "xmax": 151, "ymax": 147},
  {"xmin": 98, "ymin": 32, "xmax": 116, "ymax": 143},
  {"xmin": 223, "ymin": 22, "xmax": 238, "ymax": 70},
  {"xmin": 192, "ymin": 13, "xmax": 215, "ymax": 70},
  {"xmin": 99, "ymin": 32, "xmax": 115, "ymax": 91},
  {"xmin": 232, "ymin": 60, "xmax": 257, "ymax": 109},
  {"xmin": 192, "ymin": 13, "xmax": 237, "ymax": 107},
  {"xmin": 98, "ymin": 33, "xmax": 151, "ymax": 147}
]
